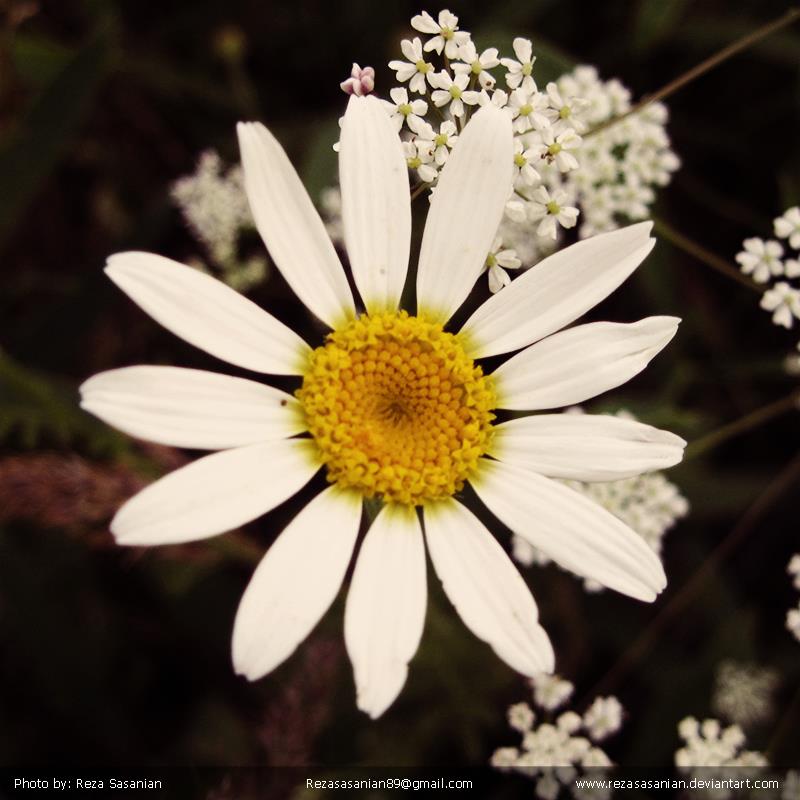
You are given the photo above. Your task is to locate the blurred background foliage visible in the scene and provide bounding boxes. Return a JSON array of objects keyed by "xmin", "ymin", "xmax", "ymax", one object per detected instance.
[{"xmin": 1, "ymin": 0, "xmax": 799, "ymax": 787}]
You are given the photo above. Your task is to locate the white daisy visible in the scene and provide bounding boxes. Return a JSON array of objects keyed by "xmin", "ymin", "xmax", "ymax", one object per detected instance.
[{"xmin": 81, "ymin": 96, "xmax": 682, "ymax": 719}]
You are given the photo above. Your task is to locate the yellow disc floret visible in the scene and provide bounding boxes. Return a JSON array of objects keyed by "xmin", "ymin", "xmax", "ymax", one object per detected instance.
[{"xmin": 297, "ymin": 311, "xmax": 496, "ymax": 506}]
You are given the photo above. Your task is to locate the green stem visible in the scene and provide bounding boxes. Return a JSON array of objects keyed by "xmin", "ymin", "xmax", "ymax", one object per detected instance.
[
  {"xmin": 653, "ymin": 217, "xmax": 761, "ymax": 292},
  {"xmin": 586, "ymin": 7, "xmax": 800, "ymax": 137},
  {"xmin": 685, "ymin": 391, "xmax": 800, "ymax": 459}
]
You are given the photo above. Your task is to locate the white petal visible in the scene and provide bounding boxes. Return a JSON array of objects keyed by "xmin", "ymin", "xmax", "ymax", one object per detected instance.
[
  {"xmin": 493, "ymin": 316, "xmax": 680, "ymax": 410},
  {"xmin": 472, "ymin": 460, "xmax": 666, "ymax": 601},
  {"xmin": 106, "ymin": 252, "xmax": 309, "ymax": 375},
  {"xmin": 489, "ymin": 413, "xmax": 686, "ymax": 481},
  {"xmin": 237, "ymin": 122, "xmax": 355, "ymax": 328},
  {"xmin": 424, "ymin": 499, "xmax": 554, "ymax": 675},
  {"xmin": 232, "ymin": 486, "xmax": 362, "ymax": 680},
  {"xmin": 460, "ymin": 223, "xmax": 655, "ymax": 358},
  {"xmin": 80, "ymin": 366, "xmax": 305, "ymax": 450},
  {"xmin": 344, "ymin": 504, "xmax": 426, "ymax": 718},
  {"xmin": 339, "ymin": 95, "xmax": 411, "ymax": 313},
  {"xmin": 111, "ymin": 439, "xmax": 320, "ymax": 546},
  {"xmin": 416, "ymin": 104, "xmax": 513, "ymax": 323}
]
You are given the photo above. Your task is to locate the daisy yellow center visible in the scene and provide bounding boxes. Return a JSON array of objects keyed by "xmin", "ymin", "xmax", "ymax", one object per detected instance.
[{"xmin": 297, "ymin": 311, "xmax": 496, "ymax": 506}]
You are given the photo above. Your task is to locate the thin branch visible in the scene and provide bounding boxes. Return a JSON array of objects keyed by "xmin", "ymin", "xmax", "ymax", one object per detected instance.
[
  {"xmin": 582, "ymin": 451, "xmax": 800, "ymax": 704},
  {"xmin": 685, "ymin": 391, "xmax": 800, "ymax": 459},
  {"xmin": 653, "ymin": 217, "xmax": 761, "ymax": 292},
  {"xmin": 586, "ymin": 7, "xmax": 800, "ymax": 137}
]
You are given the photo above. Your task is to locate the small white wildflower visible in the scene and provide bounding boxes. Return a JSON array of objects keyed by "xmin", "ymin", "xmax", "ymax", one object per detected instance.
[
  {"xmin": 512, "ymin": 139, "xmax": 541, "ymax": 187},
  {"xmin": 535, "ymin": 774, "xmax": 560, "ymax": 800},
  {"xmin": 736, "ymin": 237, "xmax": 785, "ymax": 283},
  {"xmin": 388, "ymin": 37, "xmax": 435, "ymax": 94},
  {"xmin": 415, "ymin": 120, "xmax": 458, "ymax": 166},
  {"xmin": 774, "ymin": 206, "xmax": 800, "ymax": 249},
  {"xmin": 485, "ymin": 236, "xmax": 522, "ymax": 294},
  {"xmin": 490, "ymin": 746, "xmax": 520, "ymax": 769},
  {"xmin": 339, "ymin": 63, "xmax": 375, "ymax": 96},
  {"xmin": 508, "ymin": 702, "xmax": 535, "ymax": 732},
  {"xmin": 785, "ymin": 259, "xmax": 800, "ymax": 278},
  {"xmin": 761, "ymin": 281, "xmax": 800, "ymax": 329},
  {"xmin": 508, "ymin": 85, "xmax": 549, "ymax": 133},
  {"xmin": 453, "ymin": 40, "xmax": 500, "ymax": 90},
  {"xmin": 383, "ymin": 87, "xmax": 428, "ymax": 132},
  {"xmin": 410, "ymin": 9, "xmax": 469, "ymax": 58},
  {"xmin": 788, "ymin": 606, "xmax": 800, "ymax": 642},
  {"xmin": 402, "ymin": 140, "xmax": 438, "ymax": 184},
  {"xmin": 788, "ymin": 553, "xmax": 800, "ymax": 588},
  {"xmin": 429, "ymin": 70, "xmax": 481, "ymax": 118},
  {"xmin": 528, "ymin": 186, "xmax": 579, "ymax": 239},
  {"xmin": 500, "ymin": 37, "xmax": 536, "ymax": 89},
  {"xmin": 545, "ymin": 81, "xmax": 589, "ymax": 132},
  {"xmin": 532, "ymin": 673, "xmax": 574, "ymax": 711},
  {"xmin": 530, "ymin": 126, "xmax": 582, "ymax": 172},
  {"xmin": 583, "ymin": 696, "xmax": 623, "ymax": 741}
]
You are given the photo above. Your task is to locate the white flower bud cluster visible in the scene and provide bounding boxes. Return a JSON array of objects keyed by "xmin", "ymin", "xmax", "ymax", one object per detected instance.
[
  {"xmin": 170, "ymin": 150, "xmax": 267, "ymax": 291},
  {"xmin": 492, "ymin": 674, "xmax": 623, "ymax": 800},
  {"xmin": 512, "ymin": 409, "xmax": 688, "ymax": 591},
  {"xmin": 787, "ymin": 553, "xmax": 800, "ymax": 643},
  {"xmin": 711, "ymin": 660, "xmax": 778, "ymax": 728}
]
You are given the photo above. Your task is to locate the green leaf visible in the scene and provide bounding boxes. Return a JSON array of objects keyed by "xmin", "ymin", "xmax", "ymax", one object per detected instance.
[
  {"xmin": 0, "ymin": 349, "xmax": 127, "ymax": 454},
  {"xmin": 0, "ymin": 28, "xmax": 112, "ymax": 250}
]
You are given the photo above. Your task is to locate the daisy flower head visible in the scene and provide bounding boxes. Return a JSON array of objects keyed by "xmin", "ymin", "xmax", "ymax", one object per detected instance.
[{"xmin": 81, "ymin": 95, "xmax": 682, "ymax": 720}]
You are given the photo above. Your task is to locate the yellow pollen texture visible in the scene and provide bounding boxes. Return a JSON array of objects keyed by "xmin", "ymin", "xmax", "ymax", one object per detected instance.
[{"xmin": 297, "ymin": 311, "xmax": 496, "ymax": 506}]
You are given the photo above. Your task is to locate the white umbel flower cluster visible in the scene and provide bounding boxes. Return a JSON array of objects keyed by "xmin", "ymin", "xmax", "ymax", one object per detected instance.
[
  {"xmin": 787, "ymin": 553, "xmax": 800, "ymax": 642},
  {"xmin": 492, "ymin": 674, "xmax": 623, "ymax": 800},
  {"xmin": 735, "ymin": 207, "xmax": 800, "ymax": 331},
  {"xmin": 711, "ymin": 660, "xmax": 778, "ymax": 728},
  {"xmin": 512, "ymin": 409, "xmax": 688, "ymax": 591},
  {"xmin": 541, "ymin": 65, "xmax": 679, "ymax": 240},
  {"xmin": 329, "ymin": 9, "xmax": 678, "ymax": 294},
  {"xmin": 675, "ymin": 717, "xmax": 767, "ymax": 769},
  {"xmin": 676, "ymin": 717, "xmax": 768, "ymax": 800},
  {"xmin": 170, "ymin": 150, "xmax": 267, "ymax": 291}
]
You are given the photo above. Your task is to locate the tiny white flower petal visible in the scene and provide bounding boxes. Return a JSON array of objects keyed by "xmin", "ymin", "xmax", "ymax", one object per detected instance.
[
  {"xmin": 489, "ymin": 413, "xmax": 686, "ymax": 481},
  {"xmin": 493, "ymin": 316, "xmax": 680, "ymax": 410},
  {"xmin": 80, "ymin": 366, "xmax": 305, "ymax": 450},
  {"xmin": 237, "ymin": 122, "xmax": 355, "ymax": 328},
  {"xmin": 106, "ymin": 252, "xmax": 309, "ymax": 375},
  {"xmin": 460, "ymin": 223, "xmax": 655, "ymax": 358},
  {"xmin": 417, "ymin": 104, "xmax": 513, "ymax": 323},
  {"xmin": 232, "ymin": 486, "xmax": 362, "ymax": 680},
  {"xmin": 111, "ymin": 439, "xmax": 320, "ymax": 546},
  {"xmin": 340, "ymin": 96, "xmax": 411, "ymax": 313},
  {"xmin": 344, "ymin": 504, "xmax": 426, "ymax": 719},
  {"xmin": 424, "ymin": 499, "xmax": 554, "ymax": 675},
  {"xmin": 473, "ymin": 460, "xmax": 667, "ymax": 601}
]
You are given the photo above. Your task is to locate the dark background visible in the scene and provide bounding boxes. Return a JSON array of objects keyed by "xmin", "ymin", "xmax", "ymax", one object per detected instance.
[{"xmin": 1, "ymin": 0, "xmax": 799, "ymax": 784}]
